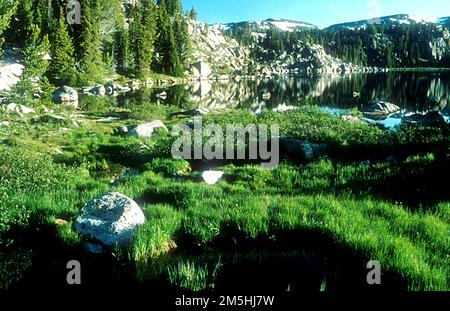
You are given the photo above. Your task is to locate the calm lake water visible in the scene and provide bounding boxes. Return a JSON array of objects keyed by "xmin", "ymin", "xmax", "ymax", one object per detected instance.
[{"xmin": 112, "ymin": 72, "xmax": 450, "ymax": 115}]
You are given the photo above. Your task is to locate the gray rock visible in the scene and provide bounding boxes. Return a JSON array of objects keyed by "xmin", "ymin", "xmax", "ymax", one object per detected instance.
[
  {"xmin": 280, "ymin": 138, "xmax": 327, "ymax": 162},
  {"xmin": 0, "ymin": 121, "xmax": 9, "ymax": 126},
  {"xmin": 75, "ymin": 192, "xmax": 146, "ymax": 248},
  {"xmin": 342, "ymin": 115, "xmax": 365, "ymax": 123},
  {"xmin": 362, "ymin": 101, "xmax": 400, "ymax": 116},
  {"xmin": 2, "ymin": 103, "xmax": 35, "ymax": 116},
  {"xmin": 402, "ymin": 111, "xmax": 447, "ymax": 127},
  {"xmin": 128, "ymin": 120, "xmax": 168, "ymax": 138},
  {"xmin": 52, "ymin": 86, "xmax": 78, "ymax": 107}
]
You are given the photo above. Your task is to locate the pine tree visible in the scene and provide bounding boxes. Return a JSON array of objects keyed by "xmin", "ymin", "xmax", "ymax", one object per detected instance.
[
  {"xmin": 154, "ymin": 1, "xmax": 179, "ymax": 76},
  {"xmin": 385, "ymin": 45, "xmax": 394, "ymax": 68},
  {"xmin": 99, "ymin": 0, "xmax": 125, "ymax": 71},
  {"xmin": 132, "ymin": 0, "xmax": 157, "ymax": 78},
  {"xmin": 173, "ymin": 12, "xmax": 190, "ymax": 71},
  {"xmin": 7, "ymin": 0, "xmax": 34, "ymax": 47},
  {"xmin": 35, "ymin": 0, "xmax": 54, "ymax": 35},
  {"xmin": 79, "ymin": 0, "xmax": 104, "ymax": 83},
  {"xmin": 48, "ymin": 8, "xmax": 77, "ymax": 85},
  {"xmin": 0, "ymin": 0, "xmax": 18, "ymax": 41},
  {"xmin": 114, "ymin": 26, "xmax": 130, "ymax": 74},
  {"xmin": 189, "ymin": 6, "xmax": 197, "ymax": 20}
]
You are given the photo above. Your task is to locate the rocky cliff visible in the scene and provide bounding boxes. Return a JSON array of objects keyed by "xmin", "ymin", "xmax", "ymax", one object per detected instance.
[
  {"xmin": 255, "ymin": 41, "xmax": 385, "ymax": 76},
  {"xmin": 187, "ymin": 19, "xmax": 254, "ymax": 78}
]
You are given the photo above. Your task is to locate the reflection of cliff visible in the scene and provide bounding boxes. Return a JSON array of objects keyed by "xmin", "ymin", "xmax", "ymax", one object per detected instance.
[
  {"xmin": 187, "ymin": 80, "xmax": 257, "ymax": 110},
  {"xmin": 178, "ymin": 73, "xmax": 450, "ymax": 112}
]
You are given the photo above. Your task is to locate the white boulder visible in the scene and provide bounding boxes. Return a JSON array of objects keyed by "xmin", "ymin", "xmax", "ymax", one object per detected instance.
[
  {"xmin": 74, "ymin": 192, "xmax": 146, "ymax": 248},
  {"xmin": 128, "ymin": 120, "xmax": 168, "ymax": 138}
]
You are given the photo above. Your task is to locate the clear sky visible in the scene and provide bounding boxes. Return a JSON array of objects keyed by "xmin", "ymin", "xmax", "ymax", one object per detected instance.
[{"xmin": 181, "ymin": 0, "xmax": 450, "ymax": 28}]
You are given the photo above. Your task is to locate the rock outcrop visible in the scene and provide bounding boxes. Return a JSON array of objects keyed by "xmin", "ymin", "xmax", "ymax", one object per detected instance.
[
  {"xmin": 187, "ymin": 19, "xmax": 253, "ymax": 78},
  {"xmin": 0, "ymin": 49, "xmax": 24, "ymax": 92},
  {"xmin": 258, "ymin": 42, "xmax": 384, "ymax": 75}
]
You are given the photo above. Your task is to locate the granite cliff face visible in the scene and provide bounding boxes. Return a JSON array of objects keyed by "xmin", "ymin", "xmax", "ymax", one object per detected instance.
[{"xmin": 187, "ymin": 19, "xmax": 254, "ymax": 79}]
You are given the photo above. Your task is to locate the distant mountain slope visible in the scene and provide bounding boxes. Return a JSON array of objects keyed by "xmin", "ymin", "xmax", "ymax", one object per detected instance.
[
  {"xmin": 224, "ymin": 18, "xmax": 318, "ymax": 32},
  {"xmin": 326, "ymin": 14, "xmax": 449, "ymax": 30}
]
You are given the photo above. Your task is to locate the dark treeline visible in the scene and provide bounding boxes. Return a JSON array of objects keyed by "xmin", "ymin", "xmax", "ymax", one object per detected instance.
[
  {"xmin": 228, "ymin": 23, "xmax": 450, "ymax": 68},
  {"xmin": 1, "ymin": 0, "xmax": 196, "ymax": 87}
]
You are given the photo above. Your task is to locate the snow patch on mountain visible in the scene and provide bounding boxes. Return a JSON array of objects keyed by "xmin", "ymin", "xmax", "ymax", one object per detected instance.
[{"xmin": 225, "ymin": 18, "xmax": 318, "ymax": 33}]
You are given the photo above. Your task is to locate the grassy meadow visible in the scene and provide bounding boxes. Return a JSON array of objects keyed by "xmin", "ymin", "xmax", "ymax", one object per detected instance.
[{"xmin": 0, "ymin": 101, "xmax": 449, "ymax": 291}]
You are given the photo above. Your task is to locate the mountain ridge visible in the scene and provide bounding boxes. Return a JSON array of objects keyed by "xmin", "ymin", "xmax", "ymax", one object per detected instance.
[
  {"xmin": 223, "ymin": 18, "xmax": 318, "ymax": 32},
  {"xmin": 326, "ymin": 14, "xmax": 450, "ymax": 30},
  {"xmin": 220, "ymin": 14, "xmax": 450, "ymax": 31}
]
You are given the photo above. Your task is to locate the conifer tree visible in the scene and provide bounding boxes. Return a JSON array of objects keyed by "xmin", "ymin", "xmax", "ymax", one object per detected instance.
[
  {"xmin": 132, "ymin": 0, "xmax": 157, "ymax": 78},
  {"xmin": 154, "ymin": 0, "xmax": 189, "ymax": 76},
  {"xmin": 79, "ymin": 0, "xmax": 104, "ymax": 83},
  {"xmin": 48, "ymin": 8, "xmax": 77, "ymax": 85},
  {"xmin": 189, "ymin": 6, "xmax": 197, "ymax": 20},
  {"xmin": 0, "ymin": 0, "xmax": 18, "ymax": 41},
  {"xmin": 8, "ymin": 0, "xmax": 34, "ymax": 47}
]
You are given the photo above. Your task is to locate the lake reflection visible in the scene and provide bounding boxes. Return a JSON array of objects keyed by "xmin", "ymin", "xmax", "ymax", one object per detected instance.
[{"xmin": 114, "ymin": 72, "xmax": 450, "ymax": 114}]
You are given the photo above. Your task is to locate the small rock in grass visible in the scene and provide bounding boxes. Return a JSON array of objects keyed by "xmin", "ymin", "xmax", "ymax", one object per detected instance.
[
  {"xmin": 2, "ymin": 103, "xmax": 35, "ymax": 116},
  {"xmin": 128, "ymin": 120, "xmax": 168, "ymax": 138},
  {"xmin": 341, "ymin": 115, "xmax": 364, "ymax": 123}
]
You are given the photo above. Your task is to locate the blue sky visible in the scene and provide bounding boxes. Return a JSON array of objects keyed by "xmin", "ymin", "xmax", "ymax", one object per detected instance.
[{"xmin": 181, "ymin": 0, "xmax": 450, "ymax": 28}]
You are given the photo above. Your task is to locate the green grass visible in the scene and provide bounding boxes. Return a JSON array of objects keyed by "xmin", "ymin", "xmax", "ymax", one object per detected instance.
[{"xmin": 168, "ymin": 260, "xmax": 209, "ymax": 291}]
